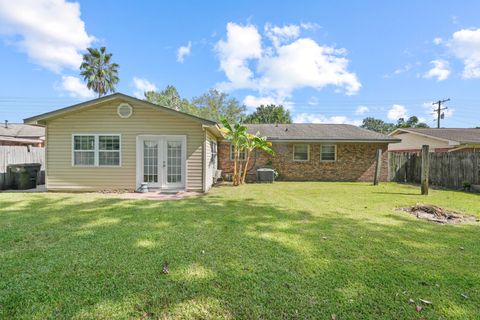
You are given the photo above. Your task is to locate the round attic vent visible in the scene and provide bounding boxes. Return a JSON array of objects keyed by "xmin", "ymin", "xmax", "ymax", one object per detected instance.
[{"xmin": 117, "ymin": 103, "xmax": 133, "ymax": 118}]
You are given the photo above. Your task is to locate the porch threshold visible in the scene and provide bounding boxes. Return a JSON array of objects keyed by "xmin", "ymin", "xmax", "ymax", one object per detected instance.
[{"xmin": 118, "ymin": 189, "xmax": 200, "ymax": 201}]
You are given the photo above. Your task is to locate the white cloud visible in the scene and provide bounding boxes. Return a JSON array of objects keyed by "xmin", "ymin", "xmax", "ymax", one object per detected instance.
[
  {"xmin": 265, "ymin": 23, "xmax": 300, "ymax": 47},
  {"xmin": 433, "ymin": 37, "xmax": 443, "ymax": 45},
  {"xmin": 300, "ymin": 22, "xmax": 321, "ymax": 30},
  {"xmin": 394, "ymin": 64, "xmax": 412, "ymax": 75},
  {"xmin": 58, "ymin": 75, "xmax": 94, "ymax": 98},
  {"xmin": 293, "ymin": 112, "xmax": 361, "ymax": 126},
  {"xmin": 355, "ymin": 105, "xmax": 369, "ymax": 115},
  {"xmin": 308, "ymin": 97, "xmax": 318, "ymax": 105},
  {"xmin": 132, "ymin": 77, "xmax": 158, "ymax": 99},
  {"xmin": 387, "ymin": 104, "xmax": 408, "ymax": 121},
  {"xmin": 215, "ymin": 22, "xmax": 360, "ymax": 99},
  {"xmin": 176, "ymin": 41, "xmax": 192, "ymax": 63},
  {"xmin": 383, "ymin": 64, "xmax": 413, "ymax": 78},
  {"xmin": 215, "ymin": 23, "xmax": 262, "ymax": 90},
  {"xmin": 448, "ymin": 28, "xmax": 480, "ymax": 78},
  {"xmin": 0, "ymin": 0, "xmax": 94, "ymax": 73},
  {"xmin": 243, "ymin": 95, "xmax": 278, "ymax": 110},
  {"xmin": 258, "ymin": 38, "xmax": 361, "ymax": 97},
  {"xmin": 423, "ymin": 59, "xmax": 451, "ymax": 81}
]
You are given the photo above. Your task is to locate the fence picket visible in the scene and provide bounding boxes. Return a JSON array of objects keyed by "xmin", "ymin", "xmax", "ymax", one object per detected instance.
[{"xmin": 389, "ymin": 152, "xmax": 480, "ymax": 189}]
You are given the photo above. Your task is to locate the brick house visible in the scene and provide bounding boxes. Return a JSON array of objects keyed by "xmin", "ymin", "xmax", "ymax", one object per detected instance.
[
  {"xmin": 23, "ymin": 93, "xmax": 400, "ymax": 192},
  {"xmin": 218, "ymin": 124, "xmax": 400, "ymax": 182}
]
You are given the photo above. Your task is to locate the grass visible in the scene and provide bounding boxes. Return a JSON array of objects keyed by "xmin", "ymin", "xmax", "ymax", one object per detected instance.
[{"xmin": 0, "ymin": 182, "xmax": 479, "ymax": 319}]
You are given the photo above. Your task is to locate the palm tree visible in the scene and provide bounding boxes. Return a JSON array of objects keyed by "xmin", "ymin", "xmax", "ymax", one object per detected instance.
[{"xmin": 80, "ymin": 47, "xmax": 119, "ymax": 98}]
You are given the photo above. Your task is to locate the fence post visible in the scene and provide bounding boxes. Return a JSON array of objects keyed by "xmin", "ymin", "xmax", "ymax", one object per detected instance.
[
  {"xmin": 373, "ymin": 149, "xmax": 382, "ymax": 185},
  {"xmin": 421, "ymin": 145, "xmax": 429, "ymax": 195}
]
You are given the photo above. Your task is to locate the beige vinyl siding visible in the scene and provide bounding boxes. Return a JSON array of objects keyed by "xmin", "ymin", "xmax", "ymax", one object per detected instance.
[
  {"xmin": 204, "ymin": 130, "xmax": 218, "ymax": 192},
  {"xmin": 388, "ymin": 131, "xmax": 452, "ymax": 152},
  {"xmin": 46, "ymin": 98, "xmax": 205, "ymax": 191}
]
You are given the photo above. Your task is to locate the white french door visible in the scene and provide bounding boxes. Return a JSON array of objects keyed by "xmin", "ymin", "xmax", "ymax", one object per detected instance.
[{"xmin": 137, "ymin": 136, "xmax": 186, "ymax": 190}]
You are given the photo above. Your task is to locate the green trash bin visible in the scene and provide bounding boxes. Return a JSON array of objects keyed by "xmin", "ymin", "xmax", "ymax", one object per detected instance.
[{"xmin": 7, "ymin": 163, "xmax": 41, "ymax": 190}]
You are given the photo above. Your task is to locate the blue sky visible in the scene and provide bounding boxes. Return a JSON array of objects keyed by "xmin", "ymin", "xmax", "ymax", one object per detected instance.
[{"xmin": 0, "ymin": 0, "xmax": 479, "ymax": 127}]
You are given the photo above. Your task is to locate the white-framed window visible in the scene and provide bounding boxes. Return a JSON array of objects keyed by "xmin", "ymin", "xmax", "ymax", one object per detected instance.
[
  {"xmin": 211, "ymin": 142, "xmax": 218, "ymax": 160},
  {"xmin": 293, "ymin": 144, "xmax": 309, "ymax": 161},
  {"xmin": 230, "ymin": 144, "xmax": 246, "ymax": 161},
  {"xmin": 73, "ymin": 135, "xmax": 95, "ymax": 166},
  {"xmin": 72, "ymin": 134, "xmax": 121, "ymax": 167},
  {"xmin": 320, "ymin": 144, "xmax": 336, "ymax": 161}
]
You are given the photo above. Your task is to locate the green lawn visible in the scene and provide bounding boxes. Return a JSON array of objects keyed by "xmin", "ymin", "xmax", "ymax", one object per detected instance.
[{"xmin": 1, "ymin": 183, "xmax": 479, "ymax": 319}]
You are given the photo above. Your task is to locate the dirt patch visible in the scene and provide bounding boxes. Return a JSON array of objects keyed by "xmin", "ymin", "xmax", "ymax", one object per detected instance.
[{"xmin": 397, "ymin": 204, "xmax": 478, "ymax": 224}]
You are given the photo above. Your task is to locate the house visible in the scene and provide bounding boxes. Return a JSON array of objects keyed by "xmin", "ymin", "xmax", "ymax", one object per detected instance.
[
  {"xmin": 218, "ymin": 124, "xmax": 400, "ymax": 182},
  {"xmin": 24, "ymin": 93, "xmax": 399, "ymax": 192},
  {"xmin": 388, "ymin": 128, "xmax": 480, "ymax": 153},
  {"xmin": 0, "ymin": 122, "xmax": 45, "ymax": 146},
  {"xmin": 25, "ymin": 93, "xmax": 223, "ymax": 192}
]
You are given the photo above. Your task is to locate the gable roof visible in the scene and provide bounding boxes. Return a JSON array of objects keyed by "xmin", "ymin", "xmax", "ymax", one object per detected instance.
[
  {"xmin": 24, "ymin": 92, "xmax": 216, "ymax": 126},
  {"xmin": 245, "ymin": 124, "xmax": 399, "ymax": 142},
  {"xmin": 0, "ymin": 123, "xmax": 45, "ymax": 138},
  {"xmin": 390, "ymin": 128, "xmax": 480, "ymax": 144}
]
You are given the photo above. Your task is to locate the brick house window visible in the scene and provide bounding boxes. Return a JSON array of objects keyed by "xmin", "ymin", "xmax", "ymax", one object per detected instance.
[
  {"xmin": 321, "ymin": 144, "xmax": 336, "ymax": 161},
  {"xmin": 230, "ymin": 144, "xmax": 246, "ymax": 161},
  {"xmin": 293, "ymin": 144, "xmax": 309, "ymax": 161}
]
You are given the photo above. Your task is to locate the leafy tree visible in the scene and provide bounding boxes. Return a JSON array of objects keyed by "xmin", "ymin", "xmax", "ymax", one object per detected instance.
[
  {"xmin": 80, "ymin": 47, "xmax": 119, "ymax": 97},
  {"xmin": 244, "ymin": 104, "xmax": 292, "ymax": 124},
  {"xmin": 145, "ymin": 86, "xmax": 198, "ymax": 115},
  {"xmin": 395, "ymin": 116, "xmax": 429, "ymax": 128},
  {"xmin": 361, "ymin": 116, "xmax": 430, "ymax": 133},
  {"xmin": 360, "ymin": 117, "xmax": 394, "ymax": 134},
  {"xmin": 146, "ymin": 87, "xmax": 246, "ymax": 123},
  {"xmin": 192, "ymin": 89, "xmax": 246, "ymax": 123}
]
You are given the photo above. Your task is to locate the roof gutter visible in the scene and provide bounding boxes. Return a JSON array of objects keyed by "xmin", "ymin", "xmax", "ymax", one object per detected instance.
[
  {"xmin": 448, "ymin": 144, "xmax": 480, "ymax": 152},
  {"xmin": 218, "ymin": 138, "xmax": 400, "ymax": 143}
]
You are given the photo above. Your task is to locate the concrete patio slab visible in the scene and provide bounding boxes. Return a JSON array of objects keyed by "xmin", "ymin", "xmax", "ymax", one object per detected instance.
[{"xmin": 116, "ymin": 190, "xmax": 202, "ymax": 201}]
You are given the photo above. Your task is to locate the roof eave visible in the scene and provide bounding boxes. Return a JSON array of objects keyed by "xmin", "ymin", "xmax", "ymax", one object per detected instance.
[
  {"xmin": 389, "ymin": 128, "xmax": 455, "ymax": 143},
  {"xmin": 24, "ymin": 93, "xmax": 217, "ymax": 126}
]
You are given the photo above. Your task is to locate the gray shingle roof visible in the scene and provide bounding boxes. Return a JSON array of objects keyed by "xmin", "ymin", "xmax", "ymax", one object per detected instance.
[
  {"xmin": 396, "ymin": 128, "xmax": 480, "ymax": 144},
  {"xmin": 0, "ymin": 123, "xmax": 45, "ymax": 138},
  {"xmin": 245, "ymin": 124, "xmax": 398, "ymax": 142}
]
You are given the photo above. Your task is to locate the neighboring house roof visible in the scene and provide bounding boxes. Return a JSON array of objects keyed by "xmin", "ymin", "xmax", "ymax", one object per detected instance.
[
  {"xmin": 24, "ymin": 92, "xmax": 217, "ymax": 126},
  {"xmin": 0, "ymin": 136, "xmax": 44, "ymax": 144},
  {"xmin": 245, "ymin": 124, "xmax": 399, "ymax": 142},
  {"xmin": 390, "ymin": 128, "xmax": 480, "ymax": 144},
  {"xmin": 0, "ymin": 123, "xmax": 45, "ymax": 139}
]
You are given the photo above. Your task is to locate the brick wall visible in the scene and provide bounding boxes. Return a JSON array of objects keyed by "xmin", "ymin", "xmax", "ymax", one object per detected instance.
[{"xmin": 218, "ymin": 141, "xmax": 390, "ymax": 182}]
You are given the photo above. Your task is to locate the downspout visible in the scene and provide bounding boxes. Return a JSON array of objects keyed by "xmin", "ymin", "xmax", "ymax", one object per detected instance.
[{"xmin": 202, "ymin": 128, "xmax": 207, "ymax": 193}]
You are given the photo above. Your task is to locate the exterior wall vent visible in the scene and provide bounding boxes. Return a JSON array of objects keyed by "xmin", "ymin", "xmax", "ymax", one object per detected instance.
[{"xmin": 117, "ymin": 103, "xmax": 133, "ymax": 118}]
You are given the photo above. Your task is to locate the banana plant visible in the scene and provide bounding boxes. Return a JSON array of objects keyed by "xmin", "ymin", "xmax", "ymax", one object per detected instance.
[
  {"xmin": 241, "ymin": 134, "xmax": 274, "ymax": 184},
  {"xmin": 219, "ymin": 118, "xmax": 248, "ymax": 186}
]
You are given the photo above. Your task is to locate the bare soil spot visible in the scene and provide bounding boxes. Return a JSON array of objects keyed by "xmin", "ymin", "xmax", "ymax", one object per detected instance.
[{"xmin": 397, "ymin": 204, "xmax": 478, "ymax": 224}]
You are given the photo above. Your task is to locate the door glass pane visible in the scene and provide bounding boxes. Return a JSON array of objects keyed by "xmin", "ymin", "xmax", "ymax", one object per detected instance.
[
  {"xmin": 143, "ymin": 140, "xmax": 158, "ymax": 183},
  {"xmin": 167, "ymin": 141, "xmax": 182, "ymax": 183}
]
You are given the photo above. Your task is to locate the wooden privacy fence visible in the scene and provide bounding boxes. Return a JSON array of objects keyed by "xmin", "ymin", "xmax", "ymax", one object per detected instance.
[
  {"xmin": 389, "ymin": 152, "xmax": 480, "ymax": 189},
  {"xmin": 0, "ymin": 146, "xmax": 45, "ymax": 189}
]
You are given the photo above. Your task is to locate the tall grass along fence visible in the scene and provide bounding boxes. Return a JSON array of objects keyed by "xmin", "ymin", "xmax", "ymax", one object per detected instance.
[
  {"xmin": 0, "ymin": 146, "xmax": 45, "ymax": 190},
  {"xmin": 390, "ymin": 152, "xmax": 480, "ymax": 189}
]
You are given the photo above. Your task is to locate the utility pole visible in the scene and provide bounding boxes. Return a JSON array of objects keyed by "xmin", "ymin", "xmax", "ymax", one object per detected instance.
[{"xmin": 432, "ymin": 98, "xmax": 450, "ymax": 128}]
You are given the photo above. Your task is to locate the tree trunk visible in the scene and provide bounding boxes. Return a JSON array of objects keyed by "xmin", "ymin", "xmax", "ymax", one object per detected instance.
[
  {"xmin": 242, "ymin": 151, "xmax": 251, "ymax": 184},
  {"xmin": 237, "ymin": 155, "xmax": 243, "ymax": 186},
  {"xmin": 233, "ymin": 148, "xmax": 238, "ymax": 186}
]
